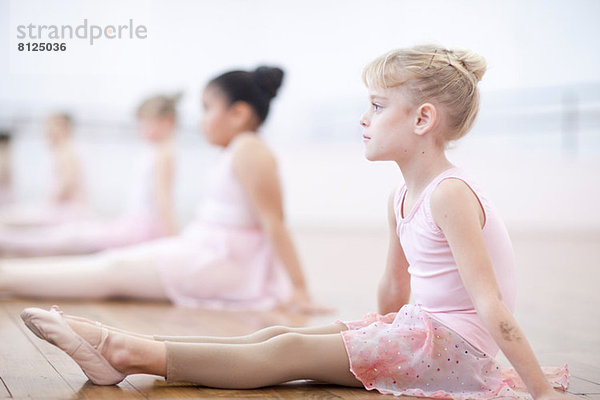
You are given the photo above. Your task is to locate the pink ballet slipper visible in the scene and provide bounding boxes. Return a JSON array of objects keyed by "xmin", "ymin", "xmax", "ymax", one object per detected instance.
[
  {"xmin": 49, "ymin": 305, "xmax": 104, "ymax": 346},
  {"xmin": 50, "ymin": 305, "xmax": 63, "ymax": 314},
  {"xmin": 20, "ymin": 307, "xmax": 125, "ymax": 385}
]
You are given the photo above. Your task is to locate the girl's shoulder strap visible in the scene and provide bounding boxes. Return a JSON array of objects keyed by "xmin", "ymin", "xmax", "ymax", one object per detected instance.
[
  {"xmin": 424, "ymin": 167, "xmax": 481, "ymax": 200},
  {"xmin": 422, "ymin": 167, "xmax": 488, "ymax": 231},
  {"xmin": 394, "ymin": 184, "xmax": 406, "ymax": 208},
  {"xmin": 393, "ymin": 184, "xmax": 407, "ymax": 221}
]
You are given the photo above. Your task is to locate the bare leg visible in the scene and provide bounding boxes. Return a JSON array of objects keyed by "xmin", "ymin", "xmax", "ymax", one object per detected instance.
[
  {"xmin": 101, "ymin": 328, "xmax": 361, "ymax": 388},
  {"xmin": 0, "ymin": 251, "xmax": 167, "ymax": 301}
]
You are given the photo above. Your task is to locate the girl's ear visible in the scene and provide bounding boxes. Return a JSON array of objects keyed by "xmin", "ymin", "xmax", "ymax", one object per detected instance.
[
  {"xmin": 414, "ymin": 103, "xmax": 437, "ymax": 136},
  {"xmin": 229, "ymin": 101, "xmax": 256, "ymax": 129}
]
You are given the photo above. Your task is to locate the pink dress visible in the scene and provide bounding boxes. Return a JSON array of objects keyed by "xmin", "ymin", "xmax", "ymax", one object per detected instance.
[
  {"xmin": 339, "ymin": 168, "xmax": 568, "ymax": 399},
  {"xmin": 155, "ymin": 147, "xmax": 293, "ymax": 309}
]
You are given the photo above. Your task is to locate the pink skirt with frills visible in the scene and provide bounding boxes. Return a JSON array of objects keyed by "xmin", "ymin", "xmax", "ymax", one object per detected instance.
[
  {"xmin": 155, "ymin": 222, "xmax": 293, "ymax": 310},
  {"xmin": 339, "ymin": 304, "xmax": 568, "ymax": 399}
]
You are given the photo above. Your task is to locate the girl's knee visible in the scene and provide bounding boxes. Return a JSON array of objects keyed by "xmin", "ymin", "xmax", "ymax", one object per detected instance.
[
  {"xmin": 262, "ymin": 325, "xmax": 292, "ymax": 337},
  {"xmin": 265, "ymin": 332, "xmax": 312, "ymax": 358},
  {"xmin": 260, "ymin": 332, "xmax": 352, "ymax": 384}
]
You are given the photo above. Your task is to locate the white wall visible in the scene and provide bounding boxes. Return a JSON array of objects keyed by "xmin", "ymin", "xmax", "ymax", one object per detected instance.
[{"xmin": 2, "ymin": 0, "xmax": 600, "ymax": 133}]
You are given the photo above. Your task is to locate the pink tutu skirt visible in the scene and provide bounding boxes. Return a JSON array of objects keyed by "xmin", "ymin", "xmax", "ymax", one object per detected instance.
[
  {"xmin": 339, "ymin": 304, "xmax": 568, "ymax": 399},
  {"xmin": 78, "ymin": 213, "xmax": 166, "ymax": 252},
  {"xmin": 156, "ymin": 222, "xmax": 293, "ymax": 310}
]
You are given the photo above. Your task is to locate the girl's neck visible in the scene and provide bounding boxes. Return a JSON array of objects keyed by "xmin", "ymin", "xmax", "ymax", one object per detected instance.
[
  {"xmin": 397, "ymin": 147, "xmax": 454, "ymax": 195},
  {"xmin": 223, "ymin": 130, "xmax": 258, "ymax": 147},
  {"xmin": 52, "ymin": 140, "xmax": 71, "ymax": 153},
  {"xmin": 150, "ymin": 135, "xmax": 173, "ymax": 148}
]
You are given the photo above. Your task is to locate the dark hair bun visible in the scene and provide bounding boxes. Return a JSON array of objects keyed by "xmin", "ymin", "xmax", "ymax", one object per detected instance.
[{"xmin": 252, "ymin": 66, "xmax": 284, "ymax": 99}]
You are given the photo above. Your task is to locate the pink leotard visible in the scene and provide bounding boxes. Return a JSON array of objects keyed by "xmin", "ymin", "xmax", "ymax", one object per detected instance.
[{"xmin": 395, "ymin": 167, "xmax": 517, "ymax": 356}]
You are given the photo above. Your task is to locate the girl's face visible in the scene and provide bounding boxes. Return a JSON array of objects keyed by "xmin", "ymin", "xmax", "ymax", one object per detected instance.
[
  {"xmin": 359, "ymin": 86, "xmax": 418, "ymax": 162},
  {"xmin": 138, "ymin": 116, "xmax": 174, "ymax": 142},
  {"xmin": 45, "ymin": 118, "xmax": 70, "ymax": 147},
  {"xmin": 200, "ymin": 86, "xmax": 237, "ymax": 147}
]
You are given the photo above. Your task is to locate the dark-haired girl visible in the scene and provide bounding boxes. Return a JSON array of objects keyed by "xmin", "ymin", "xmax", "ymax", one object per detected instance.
[{"xmin": 1, "ymin": 66, "xmax": 321, "ymax": 312}]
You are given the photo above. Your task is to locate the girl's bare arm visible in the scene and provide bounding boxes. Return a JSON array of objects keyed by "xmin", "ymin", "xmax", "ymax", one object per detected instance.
[
  {"xmin": 231, "ymin": 134, "xmax": 327, "ymax": 313},
  {"xmin": 431, "ymin": 179, "xmax": 568, "ymax": 400},
  {"xmin": 154, "ymin": 143, "xmax": 177, "ymax": 235},
  {"xmin": 378, "ymin": 189, "xmax": 411, "ymax": 314}
]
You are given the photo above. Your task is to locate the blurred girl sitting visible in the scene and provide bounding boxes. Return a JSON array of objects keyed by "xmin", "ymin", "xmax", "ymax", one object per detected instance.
[{"xmin": 0, "ymin": 96, "xmax": 178, "ymax": 256}]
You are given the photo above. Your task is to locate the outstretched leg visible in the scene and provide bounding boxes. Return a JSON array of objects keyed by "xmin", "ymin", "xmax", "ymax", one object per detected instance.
[
  {"xmin": 153, "ymin": 323, "xmax": 347, "ymax": 344},
  {"xmin": 104, "ymin": 328, "xmax": 361, "ymax": 388},
  {"xmin": 64, "ymin": 312, "xmax": 346, "ymax": 347},
  {"xmin": 24, "ymin": 308, "xmax": 359, "ymax": 389},
  {"xmin": 0, "ymin": 249, "xmax": 167, "ymax": 301}
]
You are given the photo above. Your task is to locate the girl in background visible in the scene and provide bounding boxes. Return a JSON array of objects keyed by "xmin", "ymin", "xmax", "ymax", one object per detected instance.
[
  {"xmin": 18, "ymin": 46, "xmax": 571, "ymax": 400},
  {"xmin": 1, "ymin": 66, "xmax": 322, "ymax": 312},
  {"xmin": 0, "ymin": 113, "xmax": 87, "ymax": 227},
  {"xmin": 0, "ymin": 130, "xmax": 13, "ymax": 205},
  {"xmin": 88, "ymin": 93, "xmax": 179, "ymax": 247},
  {"xmin": 0, "ymin": 95, "xmax": 178, "ymax": 256}
]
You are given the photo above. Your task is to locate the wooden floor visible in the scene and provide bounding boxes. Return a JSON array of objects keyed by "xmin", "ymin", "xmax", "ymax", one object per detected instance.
[{"xmin": 1, "ymin": 228, "xmax": 599, "ymax": 399}]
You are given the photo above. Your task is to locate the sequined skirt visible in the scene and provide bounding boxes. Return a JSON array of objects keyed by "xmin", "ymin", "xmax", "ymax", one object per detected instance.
[{"xmin": 339, "ymin": 304, "xmax": 568, "ymax": 399}]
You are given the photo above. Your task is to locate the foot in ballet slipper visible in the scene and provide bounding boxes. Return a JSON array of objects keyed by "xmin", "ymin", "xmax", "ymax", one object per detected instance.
[
  {"xmin": 52, "ymin": 305, "xmax": 153, "ymax": 343},
  {"xmin": 49, "ymin": 305, "xmax": 105, "ymax": 348},
  {"xmin": 20, "ymin": 307, "xmax": 126, "ymax": 385}
]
